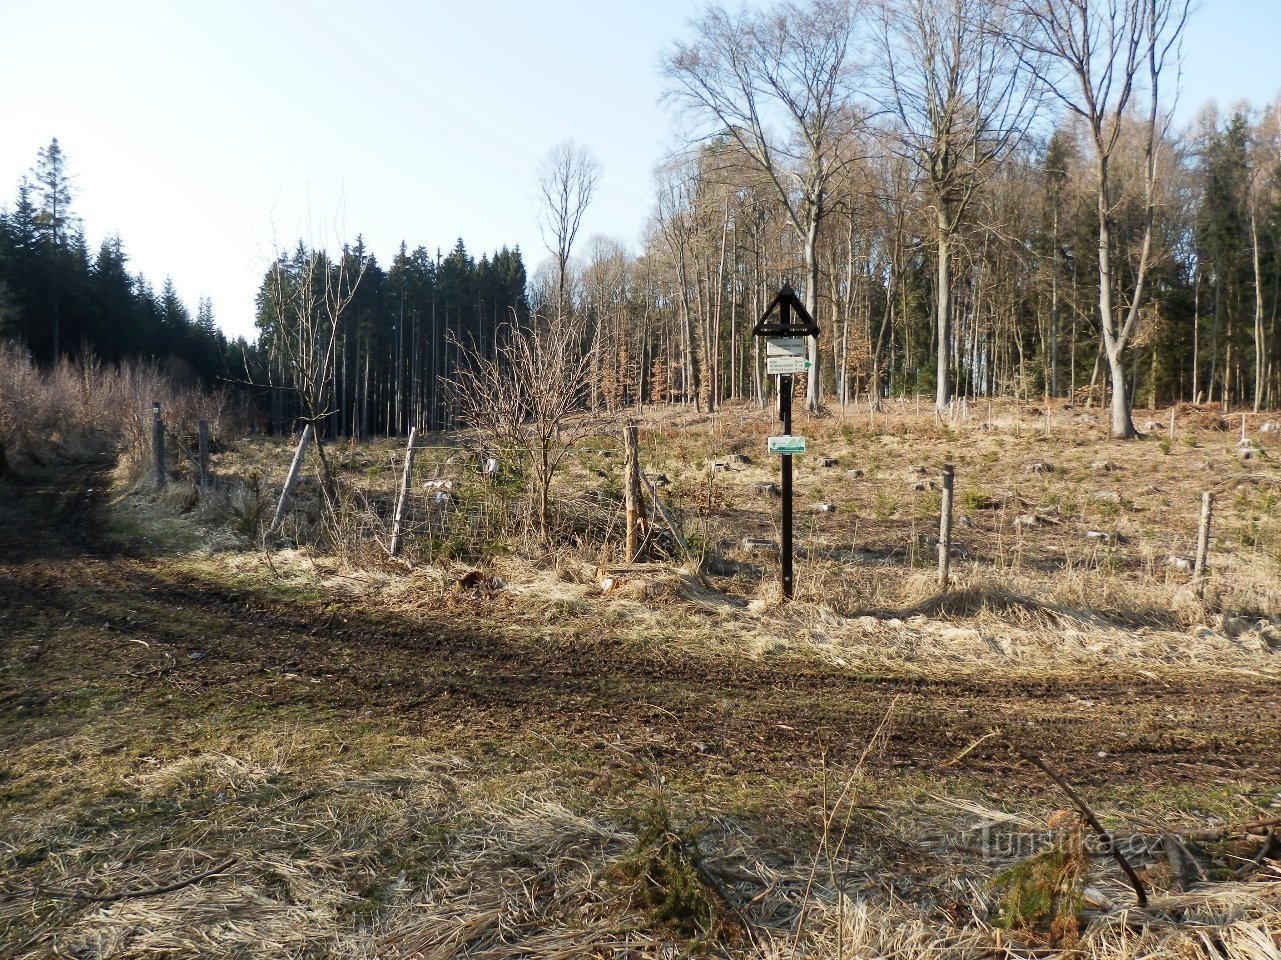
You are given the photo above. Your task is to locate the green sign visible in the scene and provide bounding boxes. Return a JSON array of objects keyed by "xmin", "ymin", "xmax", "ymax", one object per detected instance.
[{"xmin": 768, "ymin": 435, "xmax": 807, "ymax": 455}]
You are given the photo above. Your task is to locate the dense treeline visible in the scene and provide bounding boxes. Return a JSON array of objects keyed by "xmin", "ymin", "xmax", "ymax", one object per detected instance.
[
  {"xmin": 252, "ymin": 0, "xmax": 1278, "ymax": 440},
  {"xmin": 252, "ymin": 238, "xmax": 528, "ymax": 437},
  {"xmin": 590, "ymin": 0, "xmax": 1281, "ymax": 424},
  {"xmin": 550, "ymin": 0, "xmax": 1280, "ymax": 431},
  {"xmin": 599, "ymin": 101, "xmax": 1281, "ymax": 417},
  {"xmin": 0, "ymin": 139, "xmax": 234, "ymax": 383},
  {"xmin": 8, "ymin": 2, "xmax": 1280, "ymax": 441}
]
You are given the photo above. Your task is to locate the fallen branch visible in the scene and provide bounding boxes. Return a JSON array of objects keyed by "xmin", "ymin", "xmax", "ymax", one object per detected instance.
[
  {"xmin": 1016, "ymin": 748, "xmax": 1148, "ymax": 908},
  {"xmin": 640, "ymin": 471, "xmax": 711, "ymax": 588},
  {"xmin": 941, "ymin": 731, "xmax": 999, "ymax": 768},
  {"xmin": 15, "ymin": 857, "xmax": 237, "ymax": 904},
  {"xmin": 1180, "ymin": 817, "xmax": 1281, "ymax": 843},
  {"xmin": 1233, "ymin": 829, "xmax": 1279, "ymax": 878}
]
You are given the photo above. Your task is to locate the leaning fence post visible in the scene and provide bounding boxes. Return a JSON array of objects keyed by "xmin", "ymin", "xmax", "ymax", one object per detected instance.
[
  {"xmin": 197, "ymin": 419, "xmax": 211, "ymax": 487},
  {"xmin": 390, "ymin": 428, "xmax": 417, "ymax": 557},
  {"xmin": 624, "ymin": 423, "xmax": 642, "ymax": 562},
  {"xmin": 271, "ymin": 423, "xmax": 313, "ymax": 533},
  {"xmin": 1193, "ymin": 491, "xmax": 1213, "ymax": 595},
  {"xmin": 938, "ymin": 463, "xmax": 955, "ymax": 589},
  {"xmin": 152, "ymin": 402, "xmax": 166, "ymax": 487}
]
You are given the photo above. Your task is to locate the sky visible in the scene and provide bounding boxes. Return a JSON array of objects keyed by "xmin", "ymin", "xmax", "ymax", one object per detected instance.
[{"xmin": 2, "ymin": 0, "xmax": 1279, "ymax": 343}]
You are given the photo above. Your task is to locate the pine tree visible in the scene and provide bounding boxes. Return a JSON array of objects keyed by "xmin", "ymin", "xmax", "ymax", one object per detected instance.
[
  {"xmin": 91, "ymin": 237, "xmax": 136, "ymax": 360},
  {"xmin": 31, "ymin": 139, "xmax": 79, "ymax": 359}
]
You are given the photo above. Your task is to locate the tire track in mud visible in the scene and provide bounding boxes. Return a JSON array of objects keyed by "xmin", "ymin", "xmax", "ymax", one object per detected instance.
[{"xmin": 3, "ymin": 456, "xmax": 1279, "ymax": 790}]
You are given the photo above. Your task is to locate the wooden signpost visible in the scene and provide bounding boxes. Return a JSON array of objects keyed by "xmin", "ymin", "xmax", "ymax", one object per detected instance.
[{"xmin": 753, "ymin": 283, "xmax": 819, "ymax": 601}]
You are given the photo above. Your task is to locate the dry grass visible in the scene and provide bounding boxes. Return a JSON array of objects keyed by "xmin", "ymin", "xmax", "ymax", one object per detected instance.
[
  {"xmin": 0, "ymin": 343, "xmax": 236, "ymax": 481},
  {"xmin": 112, "ymin": 394, "xmax": 1281, "ymax": 687},
  {"xmin": 6, "ymin": 394, "xmax": 1281, "ymax": 957},
  {"xmin": 5, "ymin": 730, "xmax": 1278, "ymax": 958}
]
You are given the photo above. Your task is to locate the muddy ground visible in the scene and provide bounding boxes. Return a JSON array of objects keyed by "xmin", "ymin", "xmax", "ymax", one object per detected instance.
[{"xmin": 3, "ymin": 454, "xmax": 1279, "ymax": 794}]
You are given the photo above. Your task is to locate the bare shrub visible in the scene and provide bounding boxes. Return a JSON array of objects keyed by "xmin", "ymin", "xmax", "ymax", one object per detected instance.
[
  {"xmin": 447, "ymin": 314, "xmax": 597, "ymax": 544},
  {"xmin": 0, "ymin": 343, "xmax": 233, "ymax": 478}
]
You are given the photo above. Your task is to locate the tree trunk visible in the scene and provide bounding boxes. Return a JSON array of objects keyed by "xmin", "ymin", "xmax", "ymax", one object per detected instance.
[
  {"xmin": 1097, "ymin": 160, "xmax": 1136, "ymax": 439},
  {"xmin": 1251, "ymin": 208, "xmax": 1265, "ymax": 413},
  {"xmin": 804, "ymin": 219, "xmax": 821, "ymax": 413},
  {"xmin": 1050, "ymin": 202, "xmax": 1060, "ymax": 397},
  {"xmin": 935, "ymin": 209, "xmax": 952, "ymax": 412}
]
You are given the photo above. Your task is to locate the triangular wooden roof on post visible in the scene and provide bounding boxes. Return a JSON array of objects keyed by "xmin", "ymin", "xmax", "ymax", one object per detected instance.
[{"xmin": 752, "ymin": 282, "xmax": 820, "ymax": 338}]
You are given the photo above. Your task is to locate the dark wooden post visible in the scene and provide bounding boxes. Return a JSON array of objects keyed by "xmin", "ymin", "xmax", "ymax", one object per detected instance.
[
  {"xmin": 752, "ymin": 283, "xmax": 817, "ymax": 602},
  {"xmin": 152, "ymin": 402, "xmax": 166, "ymax": 487},
  {"xmin": 780, "ymin": 372, "xmax": 794, "ymax": 600},
  {"xmin": 777, "ymin": 289, "xmax": 796, "ymax": 600},
  {"xmin": 197, "ymin": 419, "xmax": 211, "ymax": 487},
  {"xmin": 938, "ymin": 463, "xmax": 955, "ymax": 589},
  {"xmin": 624, "ymin": 424, "xmax": 641, "ymax": 562}
]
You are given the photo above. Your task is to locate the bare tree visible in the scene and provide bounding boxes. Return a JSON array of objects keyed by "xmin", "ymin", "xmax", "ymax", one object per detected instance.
[
  {"xmin": 537, "ymin": 141, "xmax": 601, "ymax": 318},
  {"xmin": 652, "ymin": 159, "xmax": 705, "ymax": 410},
  {"xmin": 1010, "ymin": 0, "xmax": 1191, "ymax": 438},
  {"xmin": 877, "ymin": 0, "xmax": 1039, "ymax": 412},
  {"xmin": 1247, "ymin": 102, "xmax": 1280, "ymax": 412},
  {"xmin": 662, "ymin": 0, "xmax": 867, "ymax": 412},
  {"xmin": 448, "ymin": 314, "xmax": 594, "ymax": 542},
  {"xmin": 258, "ymin": 242, "xmax": 367, "ymax": 503}
]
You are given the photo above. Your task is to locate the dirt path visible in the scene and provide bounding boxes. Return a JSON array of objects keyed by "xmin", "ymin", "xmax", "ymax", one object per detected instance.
[{"xmin": 3, "ymin": 457, "xmax": 1279, "ymax": 793}]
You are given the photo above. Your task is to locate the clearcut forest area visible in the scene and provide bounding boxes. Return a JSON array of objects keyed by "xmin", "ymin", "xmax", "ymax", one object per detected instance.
[
  {"xmin": 2, "ymin": 372, "xmax": 1280, "ymax": 958},
  {"xmin": 5, "ymin": 0, "xmax": 1281, "ymax": 955}
]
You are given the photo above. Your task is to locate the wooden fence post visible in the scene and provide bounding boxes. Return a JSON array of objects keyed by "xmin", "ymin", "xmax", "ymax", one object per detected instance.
[
  {"xmin": 197, "ymin": 419, "xmax": 210, "ymax": 487},
  {"xmin": 624, "ymin": 423, "xmax": 641, "ymax": 562},
  {"xmin": 1193, "ymin": 491, "xmax": 1213, "ymax": 594},
  {"xmin": 271, "ymin": 423, "xmax": 313, "ymax": 533},
  {"xmin": 390, "ymin": 428, "xmax": 417, "ymax": 557},
  {"xmin": 152, "ymin": 402, "xmax": 166, "ymax": 487},
  {"xmin": 938, "ymin": 463, "xmax": 955, "ymax": 589}
]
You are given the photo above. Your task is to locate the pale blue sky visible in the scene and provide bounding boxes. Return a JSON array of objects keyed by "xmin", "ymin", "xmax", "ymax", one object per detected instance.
[{"xmin": 2, "ymin": 0, "xmax": 1278, "ymax": 342}]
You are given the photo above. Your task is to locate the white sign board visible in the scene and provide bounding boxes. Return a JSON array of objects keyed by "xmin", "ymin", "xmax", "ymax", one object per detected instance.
[
  {"xmin": 767, "ymin": 355, "xmax": 811, "ymax": 374},
  {"xmin": 766, "ymin": 337, "xmax": 807, "ymax": 359},
  {"xmin": 768, "ymin": 435, "xmax": 807, "ymax": 455},
  {"xmin": 766, "ymin": 337, "xmax": 810, "ymax": 374}
]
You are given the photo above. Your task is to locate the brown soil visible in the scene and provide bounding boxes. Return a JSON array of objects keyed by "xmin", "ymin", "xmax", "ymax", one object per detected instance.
[{"xmin": 3, "ymin": 457, "xmax": 1279, "ymax": 796}]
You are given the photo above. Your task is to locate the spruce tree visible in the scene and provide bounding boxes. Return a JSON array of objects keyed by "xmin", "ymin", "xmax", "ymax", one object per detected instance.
[{"xmin": 31, "ymin": 138, "xmax": 79, "ymax": 359}]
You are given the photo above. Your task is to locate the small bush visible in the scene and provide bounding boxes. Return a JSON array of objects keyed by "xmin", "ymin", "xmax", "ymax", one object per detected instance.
[
  {"xmin": 993, "ymin": 831, "xmax": 1087, "ymax": 946},
  {"xmin": 610, "ymin": 800, "xmax": 737, "ymax": 948},
  {"xmin": 872, "ymin": 490, "xmax": 898, "ymax": 519}
]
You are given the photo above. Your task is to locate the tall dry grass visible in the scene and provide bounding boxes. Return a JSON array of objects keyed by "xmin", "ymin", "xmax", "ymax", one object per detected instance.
[{"xmin": 0, "ymin": 343, "xmax": 233, "ymax": 477}]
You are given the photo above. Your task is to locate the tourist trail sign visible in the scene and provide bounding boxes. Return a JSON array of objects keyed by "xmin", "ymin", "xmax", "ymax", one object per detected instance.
[{"xmin": 753, "ymin": 283, "xmax": 820, "ymax": 601}]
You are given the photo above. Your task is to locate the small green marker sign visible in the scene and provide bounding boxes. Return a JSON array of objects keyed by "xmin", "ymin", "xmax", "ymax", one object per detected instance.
[{"xmin": 768, "ymin": 435, "xmax": 807, "ymax": 455}]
